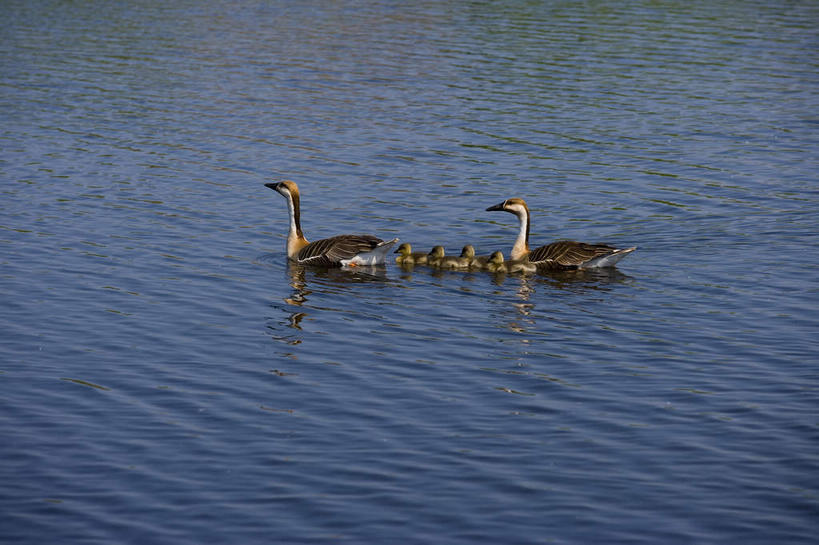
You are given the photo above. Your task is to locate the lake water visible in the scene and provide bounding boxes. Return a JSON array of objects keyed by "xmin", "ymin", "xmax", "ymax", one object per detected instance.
[{"xmin": 2, "ymin": 1, "xmax": 817, "ymax": 543}]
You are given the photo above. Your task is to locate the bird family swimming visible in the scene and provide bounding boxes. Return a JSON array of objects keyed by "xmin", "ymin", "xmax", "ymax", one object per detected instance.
[
  {"xmin": 265, "ymin": 180, "xmax": 397, "ymax": 267},
  {"xmin": 485, "ymin": 198, "xmax": 636, "ymax": 269},
  {"xmin": 265, "ymin": 182, "xmax": 636, "ymax": 271}
]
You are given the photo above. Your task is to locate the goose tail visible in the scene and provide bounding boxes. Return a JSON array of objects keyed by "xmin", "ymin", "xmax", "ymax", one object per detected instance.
[
  {"xmin": 581, "ymin": 246, "xmax": 637, "ymax": 269},
  {"xmin": 342, "ymin": 238, "xmax": 399, "ymax": 267}
]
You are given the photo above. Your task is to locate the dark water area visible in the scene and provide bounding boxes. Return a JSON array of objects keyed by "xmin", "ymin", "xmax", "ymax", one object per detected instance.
[{"xmin": 1, "ymin": 1, "xmax": 817, "ymax": 543}]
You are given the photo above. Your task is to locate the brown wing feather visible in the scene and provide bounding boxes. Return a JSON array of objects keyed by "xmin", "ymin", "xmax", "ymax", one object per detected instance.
[
  {"xmin": 529, "ymin": 240, "xmax": 618, "ymax": 269},
  {"xmin": 296, "ymin": 234, "xmax": 383, "ymax": 267}
]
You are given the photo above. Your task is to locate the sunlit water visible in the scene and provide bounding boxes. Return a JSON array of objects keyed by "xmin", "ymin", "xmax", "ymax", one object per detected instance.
[{"xmin": 2, "ymin": 1, "xmax": 817, "ymax": 543}]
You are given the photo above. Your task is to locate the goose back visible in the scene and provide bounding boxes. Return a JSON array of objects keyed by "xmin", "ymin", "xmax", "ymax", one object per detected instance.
[{"xmin": 295, "ymin": 234, "xmax": 385, "ymax": 267}]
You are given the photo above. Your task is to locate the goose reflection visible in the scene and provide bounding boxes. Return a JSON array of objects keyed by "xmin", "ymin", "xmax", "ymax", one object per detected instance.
[
  {"xmin": 268, "ymin": 263, "xmax": 392, "ymax": 348},
  {"xmin": 488, "ymin": 265, "xmax": 633, "ymax": 291},
  {"xmin": 489, "ymin": 268, "xmax": 634, "ymax": 336}
]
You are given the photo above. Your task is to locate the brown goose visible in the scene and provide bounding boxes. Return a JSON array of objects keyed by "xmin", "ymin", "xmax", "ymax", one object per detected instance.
[
  {"xmin": 394, "ymin": 243, "xmax": 428, "ymax": 266},
  {"xmin": 486, "ymin": 198, "xmax": 636, "ymax": 269},
  {"xmin": 265, "ymin": 181, "xmax": 398, "ymax": 267}
]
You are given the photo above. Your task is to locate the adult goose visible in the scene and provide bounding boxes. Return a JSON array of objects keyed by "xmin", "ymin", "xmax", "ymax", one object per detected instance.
[
  {"xmin": 266, "ymin": 181, "xmax": 397, "ymax": 267},
  {"xmin": 485, "ymin": 198, "xmax": 636, "ymax": 269}
]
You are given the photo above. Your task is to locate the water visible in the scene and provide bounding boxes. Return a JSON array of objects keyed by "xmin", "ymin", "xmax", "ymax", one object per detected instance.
[{"xmin": 2, "ymin": 1, "xmax": 818, "ymax": 543}]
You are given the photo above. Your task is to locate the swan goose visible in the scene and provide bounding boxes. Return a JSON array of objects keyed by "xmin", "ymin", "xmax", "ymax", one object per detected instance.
[
  {"xmin": 266, "ymin": 180, "xmax": 397, "ymax": 267},
  {"xmin": 486, "ymin": 198, "xmax": 636, "ymax": 269}
]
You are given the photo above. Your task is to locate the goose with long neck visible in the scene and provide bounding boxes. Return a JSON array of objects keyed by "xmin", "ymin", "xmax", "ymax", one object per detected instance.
[
  {"xmin": 486, "ymin": 197, "xmax": 636, "ymax": 269},
  {"xmin": 266, "ymin": 180, "xmax": 398, "ymax": 267}
]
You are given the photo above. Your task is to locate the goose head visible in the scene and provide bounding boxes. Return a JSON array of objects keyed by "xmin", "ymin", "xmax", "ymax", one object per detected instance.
[
  {"xmin": 265, "ymin": 180, "xmax": 300, "ymax": 201},
  {"xmin": 460, "ymin": 245, "xmax": 475, "ymax": 258},
  {"xmin": 488, "ymin": 251, "xmax": 505, "ymax": 265},
  {"xmin": 485, "ymin": 197, "xmax": 529, "ymax": 217}
]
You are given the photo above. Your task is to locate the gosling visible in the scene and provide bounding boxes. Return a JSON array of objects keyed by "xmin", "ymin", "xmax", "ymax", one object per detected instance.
[
  {"xmin": 485, "ymin": 251, "xmax": 536, "ymax": 274},
  {"xmin": 394, "ymin": 243, "xmax": 428, "ymax": 266},
  {"xmin": 461, "ymin": 245, "xmax": 490, "ymax": 270},
  {"xmin": 485, "ymin": 251, "xmax": 507, "ymax": 273},
  {"xmin": 428, "ymin": 245, "xmax": 463, "ymax": 269}
]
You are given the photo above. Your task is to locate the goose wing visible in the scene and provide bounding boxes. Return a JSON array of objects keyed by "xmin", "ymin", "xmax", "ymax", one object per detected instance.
[
  {"xmin": 295, "ymin": 234, "xmax": 383, "ymax": 267},
  {"xmin": 529, "ymin": 240, "xmax": 619, "ymax": 268}
]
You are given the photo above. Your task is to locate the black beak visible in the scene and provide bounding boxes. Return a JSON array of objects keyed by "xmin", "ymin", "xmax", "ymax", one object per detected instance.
[
  {"xmin": 264, "ymin": 182, "xmax": 279, "ymax": 191},
  {"xmin": 486, "ymin": 201, "xmax": 505, "ymax": 211}
]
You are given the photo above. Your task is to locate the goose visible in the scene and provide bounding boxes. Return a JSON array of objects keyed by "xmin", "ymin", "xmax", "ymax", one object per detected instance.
[
  {"xmin": 484, "ymin": 251, "xmax": 537, "ymax": 274},
  {"xmin": 485, "ymin": 251, "xmax": 507, "ymax": 273},
  {"xmin": 485, "ymin": 198, "xmax": 636, "ymax": 269},
  {"xmin": 265, "ymin": 180, "xmax": 398, "ymax": 266},
  {"xmin": 394, "ymin": 243, "xmax": 428, "ymax": 266},
  {"xmin": 452, "ymin": 245, "xmax": 477, "ymax": 269},
  {"xmin": 460, "ymin": 244, "xmax": 490, "ymax": 270},
  {"xmin": 433, "ymin": 245, "xmax": 475, "ymax": 270},
  {"xmin": 427, "ymin": 245, "xmax": 460, "ymax": 269}
]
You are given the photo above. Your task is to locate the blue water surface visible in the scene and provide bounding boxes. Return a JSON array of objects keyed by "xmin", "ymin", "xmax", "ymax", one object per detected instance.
[{"xmin": 1, "ymin": 1, "xmax": 817, "ymax": 543}]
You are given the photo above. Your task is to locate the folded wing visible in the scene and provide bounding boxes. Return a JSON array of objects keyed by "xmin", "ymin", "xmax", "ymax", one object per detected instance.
[
  {"xmin": 529, "ymin": 240, "xmax": 621, "ymax": 269},
  {"xmin": 296, "ymin": 234, "xmax": 384, "ymax": 267}
]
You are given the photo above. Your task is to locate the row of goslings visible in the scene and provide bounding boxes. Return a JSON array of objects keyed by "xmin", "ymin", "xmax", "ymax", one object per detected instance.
[{"xmin": 394, "ymin": 243, "xmax": 534, "ymax": 273}]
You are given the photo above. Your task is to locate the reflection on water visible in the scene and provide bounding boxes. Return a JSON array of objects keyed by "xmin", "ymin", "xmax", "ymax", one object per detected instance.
[
  {"xmin": 397, "ymin": 260, "xmax": 634, "ymax": 291},
  {"xmin": 271, "ymin": 255, "xmax": 637, "ymax": 347}
]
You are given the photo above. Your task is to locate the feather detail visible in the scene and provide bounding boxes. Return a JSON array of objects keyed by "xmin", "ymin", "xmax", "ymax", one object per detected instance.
[{"xmin": 294, "ymin": 235, "xmax": 383, "ymax": 267}]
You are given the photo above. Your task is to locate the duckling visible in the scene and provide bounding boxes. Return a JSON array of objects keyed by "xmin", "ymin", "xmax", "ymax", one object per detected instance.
[{"xmin": 394, "ymin": 243, "xmax": 428, "ymax": 266}]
